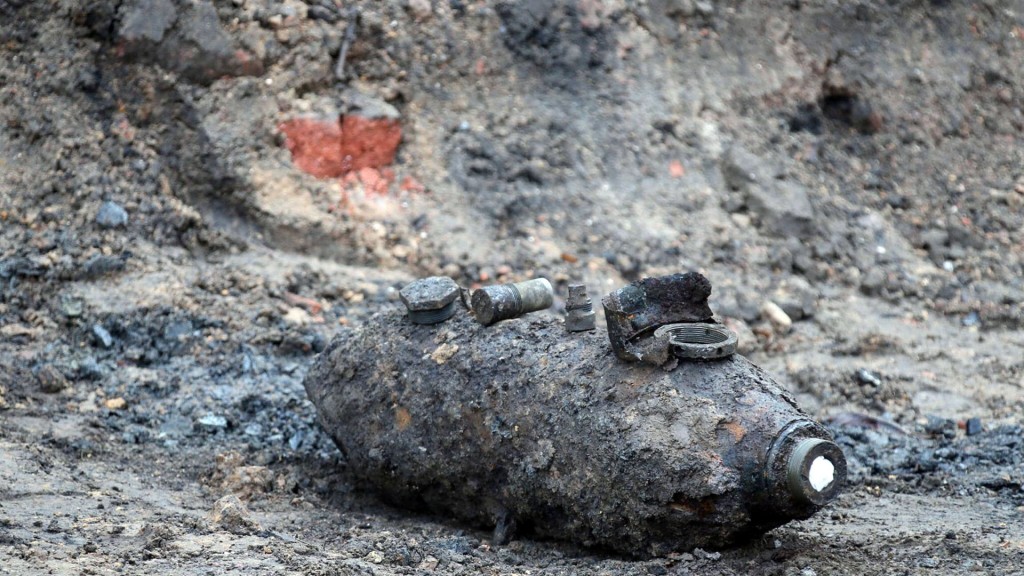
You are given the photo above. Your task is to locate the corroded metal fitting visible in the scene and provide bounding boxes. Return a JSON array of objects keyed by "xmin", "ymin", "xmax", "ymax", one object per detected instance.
[
  {"xmin": 653, "ymin": 323, "xmax": 737, "ymax": 360},
  {"xmin": 762, "ymin": 420, "xmax": 848, "ymax": 516},
  {"xmin": 603, "ymin": 272, "xmax": 714, "ymax": 363},
  {"xmin": 399, "ymin": 276, "xmax": 461, "ymax": 325},
  {"xmin": 565, "ymin": 284, "xmax": 596, "ymax": 332},
  {"xmin": 471, "ymin": 278, "xmax": 554, "ymax": 326}
]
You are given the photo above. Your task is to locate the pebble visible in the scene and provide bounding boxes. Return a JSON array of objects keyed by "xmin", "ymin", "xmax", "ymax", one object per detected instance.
[
  {"xmin": 96, "ymin": 201, "xmax": 128, "ymax": 228},
  {"xmin": 37, "ymin": 365, "xmax": 69, "ymax": 393},
  {"xmin": 965, "ymin": 417, "xmax": 982, "ymax": 436},
  {"xmin": 923, "ymin": 415, "xmax": 956, "ymax": 439},
  {"xmin": 196, "ymin": 413, "xmax": 228, "ymax": 431},
  {"xmin": 210, "ymin": 494, "xmax": 261, "ymax": 534},
  {"xmin": 282, "ymin": 307, "xmax": 311, "ymax": 327},
  {"xmin": 760, "ymin": 301, "xmax": 792, "ymax": 334},
  {"xmin": 104, "ymin": 397, "xmax": 127, "ymax": 410},
  {"xmin": 961, "ymin": 311, "xmax": 980, "ymax": 327},
  {"xmin": 59, "ymin": 295, "xmax": 84, "ymax": 318},
  {"xmin": 855, "ymin": 369, "xmax": 882, "ymax": 387},
  {"xmin": 92, "ymin": 324, "xmax": 114, "ymax": 348},
  {"xmin": 722, "ymin": 317, "xmax": 758, "ymax": 356}
]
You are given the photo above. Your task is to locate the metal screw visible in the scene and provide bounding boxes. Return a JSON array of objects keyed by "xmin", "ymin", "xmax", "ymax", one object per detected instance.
[
  {"xmin": 399, "ymin": 276, "xmax": 461, "ymax": 325},
  {"xmin": 471, "ymin": 278, "xmax": 554, "ymax": 326},
  {"xmin": 565, "ymin": 284, "xmax": 595, "ymax": 332}
]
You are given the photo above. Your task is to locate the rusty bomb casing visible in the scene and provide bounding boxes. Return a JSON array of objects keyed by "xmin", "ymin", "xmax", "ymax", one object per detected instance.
[{"xmin": 304, "ymin": 303, "xmax": 846, "ymax": 557}]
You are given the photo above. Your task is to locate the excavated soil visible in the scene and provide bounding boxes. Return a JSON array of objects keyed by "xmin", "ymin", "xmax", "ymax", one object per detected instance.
[{"xmin": 2, "ymin": 0, "xmax": 1023, "ymax": 574}]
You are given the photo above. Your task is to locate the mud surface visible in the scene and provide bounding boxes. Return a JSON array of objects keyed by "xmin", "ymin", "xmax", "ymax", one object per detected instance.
[{"xmin": 2, "ymin": 0, "xmax": 1023, "ymax": 574}]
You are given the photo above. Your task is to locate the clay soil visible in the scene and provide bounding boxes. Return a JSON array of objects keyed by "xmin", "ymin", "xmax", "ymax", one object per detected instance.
[{"xmin": 2, "ymin": 1, "xmax": 1023, "ymax": 574}]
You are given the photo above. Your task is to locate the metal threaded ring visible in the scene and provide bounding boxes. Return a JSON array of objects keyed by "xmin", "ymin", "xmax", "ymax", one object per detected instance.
[
  {"xmin": 408, "ymin": 301, "xmax": 458, "ymax": 325},
  {"xmin": 654, "ymin": 322, "xmax": 738, "ymax": 360}
]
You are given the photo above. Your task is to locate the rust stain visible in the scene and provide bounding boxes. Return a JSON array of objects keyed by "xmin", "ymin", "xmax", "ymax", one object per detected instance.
[
  {"xmin": 394, "ymin": 406, "xmax": 412, "ymax": 431},
  {"xmin": 720, "ymin": 420, "xmax": 746, "ymax": 442},
  {"xmin": 669, "ymin": 497, "xmax": 716, "ymax": 519}
]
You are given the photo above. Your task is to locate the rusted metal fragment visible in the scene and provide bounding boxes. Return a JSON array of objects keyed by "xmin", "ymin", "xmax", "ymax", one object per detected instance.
[{"xmin": 602, "ymin": 272, "xmax": 714, "ymax": 363}]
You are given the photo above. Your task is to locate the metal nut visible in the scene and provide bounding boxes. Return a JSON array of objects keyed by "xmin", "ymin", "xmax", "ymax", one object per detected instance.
[
  {"xmin": 399, "ymin": 276, "xmax": 461, "ymax": 325},
  {"xmin": 653, "ymin": 322, "xmax": 737, "ymax": 360}
]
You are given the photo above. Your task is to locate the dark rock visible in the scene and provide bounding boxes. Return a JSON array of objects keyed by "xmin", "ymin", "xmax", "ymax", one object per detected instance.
[
  {"xmin": 307, "ymin": 5, "xmax": 338, "ymax": 22},
  {"xmin": 96, "ymin": 201, "xmax": 129, "ymax": 228},
  {"xmin": 37, "ymin": 365, "xmax": 69, "ymax": 393},
  {"xmin": 118, "ymin": 0, "xmax": 177, "ymax": 44},
  {"xmin": 770, "ymin": 277, "xmax": 817, "ymax": 321},
  {"xmin": 117, "ymin": 0, "xmax": 262, "ymax": 84},
  {"xmin": 0, "ymin": 257, "xmax": 45, "ymax": 279},
  {"xmin": 965, "ymin": 417, "xmax": 982, "ymax": 436},
  {"xmin": 923, "ymin": 415, "xmax": 956, "ymax": 439},
  {"xmin": 721, "ymin": 146, "xmax": 815, "ymax": 239},
  {"xmin": 82, "ymin": 254, "xmax": 126, "ymax": 279}
]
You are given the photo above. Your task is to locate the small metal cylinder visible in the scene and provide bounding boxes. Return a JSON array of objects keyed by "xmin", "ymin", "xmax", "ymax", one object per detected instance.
[{"xmin": 471, "ymin": 278, "xmax": 553, "ymax": 326}]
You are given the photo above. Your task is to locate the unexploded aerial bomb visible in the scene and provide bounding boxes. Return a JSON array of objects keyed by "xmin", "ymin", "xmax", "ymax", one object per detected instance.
[{"xmin": 304, "ymin": 273, "xmax": 846, "ymax": 557}]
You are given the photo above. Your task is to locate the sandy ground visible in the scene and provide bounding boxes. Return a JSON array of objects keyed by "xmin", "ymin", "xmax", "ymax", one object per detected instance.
[{"xmin": 2, "ymin": 0, "xmax": 1023, "ymax": 574}]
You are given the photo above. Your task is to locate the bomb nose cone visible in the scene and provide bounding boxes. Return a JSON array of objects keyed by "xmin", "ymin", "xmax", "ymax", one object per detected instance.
[{"xmin": 785, "ymin": 438, "xmax": 846, "ymax": 506}]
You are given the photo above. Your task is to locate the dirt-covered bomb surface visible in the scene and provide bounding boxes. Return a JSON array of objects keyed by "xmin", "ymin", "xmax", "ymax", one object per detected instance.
[{"xmin": 1, "ymin": 0, "xmax": 1023, "ymax": 574}]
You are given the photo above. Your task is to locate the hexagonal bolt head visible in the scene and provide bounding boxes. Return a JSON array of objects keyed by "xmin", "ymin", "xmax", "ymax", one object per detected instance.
[
  {"xmin": 399, "ymin": 276, "xmax": 461, "ymax": 325},
  {"xmin": 565, "ymin": 284, "xmax": 595, "ymax": 332}
]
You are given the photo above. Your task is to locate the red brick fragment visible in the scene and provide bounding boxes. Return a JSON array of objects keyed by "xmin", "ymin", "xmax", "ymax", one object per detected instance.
[
  {"xmin": 279, "ymin": 114, "xmax": 403, "ymax": 179},
  {"xmin": 669, "ymin": 160, "xmax": 685, "ymax": 178},
  {"xmin": 339, "ymin": 115, "xmax": 402, "ymax": 173},
  {"xmin": 278, "ymin": 118, "xmax": 345, "ymax": 178}
]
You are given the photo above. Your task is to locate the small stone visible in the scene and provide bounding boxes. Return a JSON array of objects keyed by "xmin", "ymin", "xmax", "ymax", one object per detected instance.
[
  {"xmin": 855, "ymin": 369, "xmax": 881, "ymax": 387},
  {"xmin": 430, "ymin": 343, "xmax": 459, "ymax": 364},
  {"xmin": 92, "ymin": 324, "xmax": 114, "ymax": 348},
  {"xmin": 721, "ymin": 146, "xmax": 815, "ymax": 238},
  {"xmin": 59, "ymin": 295, "xmax": 84, "ymax": 318},
  {"xmin": 965, "ymin": 417, "xmax": 982, "ymax": 436},
  {"xmin": 961, "ymin": 311, "xmax": 980, "ymax": 327},
  {"xmin": 104, "ymin": 397, "xmax": 127, "ymax": 410},
  {"xmin": 408, "ymin": 0, "xmax": 432, "ymax": 20},
  {"xmin": 196, "ymin": 413, "xmax": 228, "ymax": 431},
  {"xmin": 722, "ymin": 317, "xmax": 758, "ymax": 356},
  {"xmin": 760, "ymin": 301, "xmax": 792, "ymax": 334},
  {"xmin": 923, "ymin": 415, "xmax": 956, "ymax": 439},
  {"xmin": 282, "ymin": 307, "xmax": 311, "ymax": 327},
  {"xmin": 308, "ymin": 6, "xmax": 337, "ymax": 22},
  {"xmin": 210, "ymin": 494, "xmax": 261, "ymax": 534},
  {"xmin": 96, "ymin": 201, "xmax": 128, "ymax": 228},
  {"xmin": 417, "ymin": 556, "xmax": 439, "ymax": 570},
  {"xmin": 37, "ymin": 365, "xmax": 68, "ymax": 393},
  {"xmin": 770, "ymin": 277, "xmax": 817, "ymax": 321}
]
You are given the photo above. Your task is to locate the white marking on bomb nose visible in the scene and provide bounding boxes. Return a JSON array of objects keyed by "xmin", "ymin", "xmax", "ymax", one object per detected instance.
[{"xmin": 808, "ymin": 456, "xmax": 835, "ymax": 492}]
